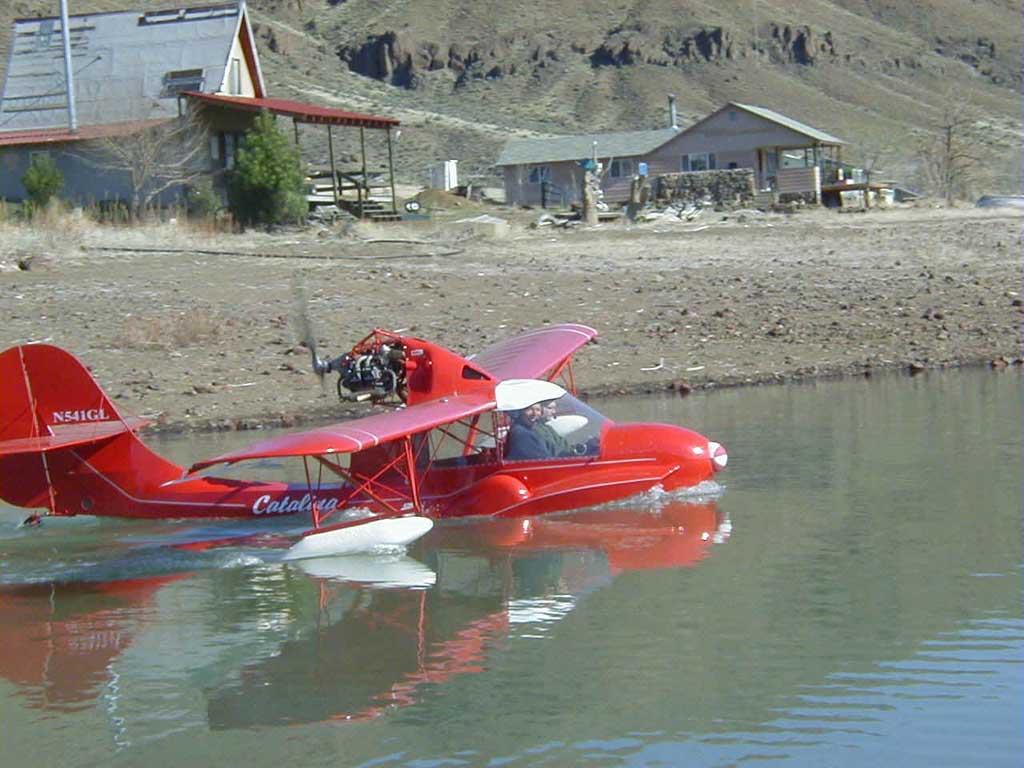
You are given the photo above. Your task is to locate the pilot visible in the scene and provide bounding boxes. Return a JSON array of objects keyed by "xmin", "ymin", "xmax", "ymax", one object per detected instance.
[
  {"xmin": 504, "ymin": 402, "xmax": 552, "ymax": 460},
  {"xmin": 536, "ymin": 399, "xmax": 573, "ymax": 457}
]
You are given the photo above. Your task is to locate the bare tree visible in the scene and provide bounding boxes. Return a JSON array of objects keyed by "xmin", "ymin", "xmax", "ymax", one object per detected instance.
[
  {"xmin": 85, "ymin": 108, "xmax": 209, "ymax": 219},
  {"xmin": 917, "ymin": 98, "xmax": 987, "ymax": 206},
  {"xmin": 855, "ymin": 134, "xmax": 897, "ymax": 188}
]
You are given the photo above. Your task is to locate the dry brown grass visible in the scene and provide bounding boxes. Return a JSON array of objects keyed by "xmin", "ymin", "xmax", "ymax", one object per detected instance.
[
  {"xmin": 0, "ymin": 204, "xmax": 256, "ymax": 273},
  {"xmin": 118, "ymin": 307, "xmax": 223, "ymax": 349},
  {"xmin": 0, "ymin": 202, "xmax": 96, "ymax": 270}
]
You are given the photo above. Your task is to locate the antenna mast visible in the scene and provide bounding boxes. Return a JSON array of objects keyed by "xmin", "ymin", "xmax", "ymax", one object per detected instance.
[{"xmin": 60, "ymin": 0, "xmax": 77, "ymax": 132}]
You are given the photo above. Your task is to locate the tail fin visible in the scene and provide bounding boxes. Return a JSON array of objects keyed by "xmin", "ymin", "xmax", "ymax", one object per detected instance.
[{"xmin": 0, "ymin": 344, "xmax": 177, "ymax": 515}]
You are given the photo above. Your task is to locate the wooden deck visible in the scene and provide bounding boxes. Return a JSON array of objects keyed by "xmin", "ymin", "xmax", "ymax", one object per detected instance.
[{"xmin": 305, "ymin": 167, "xmax": 399, "ymax": 221}]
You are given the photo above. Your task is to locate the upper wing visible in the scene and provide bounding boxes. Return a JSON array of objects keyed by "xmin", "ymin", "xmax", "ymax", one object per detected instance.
[
  {"xmin": 187, "ymin": 391, "xmax": 495, "ymax": 474},
  {"xmin": 469, "ymin": 324, "xmax": 597, "ymax": 381}
]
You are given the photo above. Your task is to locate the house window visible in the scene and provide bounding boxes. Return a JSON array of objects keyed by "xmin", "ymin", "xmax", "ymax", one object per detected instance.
[
  {"xmin": 527, "ymin": 165, "xmax": 551, "ymax": 184},
  {"xmin": 781, "ymin": 149, "xmax": 810, "ymax": 168},
  {"xmin": 224, "ymin": 132, "xmax": 236, "ymax": 169},
  {"xmin": 161, "ymin": 68, "xmax": 204, "ymax": 98},
  {"xmin": 682, "ymin": 152, "xmax": 717, "ymax": 172},
  {"xmin": 608, "ymin": 159, "xmax": 634, "ymax": 179},
  {"xmin": 229, "ymin": 58, "xmax": 241, "ymax": 95}
]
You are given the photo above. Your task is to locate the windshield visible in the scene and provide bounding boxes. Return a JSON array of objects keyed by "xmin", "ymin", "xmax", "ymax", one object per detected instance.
[{"xmin": 502, "ymin": 393, "xmax": 608, "ymax": 461}]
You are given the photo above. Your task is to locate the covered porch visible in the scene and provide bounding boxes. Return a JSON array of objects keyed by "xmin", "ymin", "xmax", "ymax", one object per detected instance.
[
  {"xmin": 184, "ymin": 92, "xmax": 402, "ymax": 221},
  {"xmin": 755, "ymin": 142, "xmax": 843, "ymax": 202}
]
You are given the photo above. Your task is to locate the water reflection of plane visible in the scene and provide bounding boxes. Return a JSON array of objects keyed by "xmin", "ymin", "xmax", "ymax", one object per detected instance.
[
  {"xmin": 0, "ymin": 575, "xmax": 186, "ymax": 711},
  {"xmin": 207, "ymin": 499, "xmax": 730, "ymax": 728}
]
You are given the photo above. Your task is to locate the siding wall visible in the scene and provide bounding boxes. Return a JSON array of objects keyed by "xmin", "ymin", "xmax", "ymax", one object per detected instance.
[
  {"xmin": 0, "ymin": 145, "xmax": 137, "ymax": 204},
  {"xmin": 503, "ymin": 161, "xmax": 583, "ymax": 207},
  {"xmin": 221, "ymin": 35, "xmax": 258, "ymax": 96},
  {"xmin": 503, "ymin": 159, "xmax": 652, "ymax": 206},
  {"xmin": 0, "ymin": 110, "xmax": 259, "ymax": 205},
  {"xmin": 501, "ymin": 107, "xmax": 835, "ymax": 207},
  {"xmin": 657, "ymin": 108, "xmax": 817, "ymax": 154},
  {"xmin": 777, "ymin": 166, "xmax": 821, "ymax": 199}
]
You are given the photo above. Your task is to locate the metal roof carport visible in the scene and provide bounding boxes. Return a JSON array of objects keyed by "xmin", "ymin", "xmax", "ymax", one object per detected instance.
[{"xmin": 185, "ymin": 91, "xmax": 402, "ymax": 218}]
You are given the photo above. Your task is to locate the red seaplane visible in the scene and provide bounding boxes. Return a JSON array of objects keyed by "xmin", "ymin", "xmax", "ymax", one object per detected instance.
[{"xmin": 0, "ymin": 324, "xmax": 727, "ymax": 560}]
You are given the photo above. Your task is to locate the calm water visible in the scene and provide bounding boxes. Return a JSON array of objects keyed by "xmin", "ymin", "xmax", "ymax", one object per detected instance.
[{"xmin": 0, "ymin": 369, "xmax": 1020, "ymax": 767}]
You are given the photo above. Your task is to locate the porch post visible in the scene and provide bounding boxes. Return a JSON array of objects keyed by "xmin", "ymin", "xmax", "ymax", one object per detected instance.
[
  {"xmin": 359, "ymin": 126, "xmax": 368, "ymax": 218},
  {"xmin": 292, "ymin": 118, "xmax": 299, "ymax": 145},
  {"xmin": 327, "ymin": 124, "xmax": 339, "ymax": 206},
  {"xmin": 386, "ymin": 127, "xmax": 398, "ymax": 215}
]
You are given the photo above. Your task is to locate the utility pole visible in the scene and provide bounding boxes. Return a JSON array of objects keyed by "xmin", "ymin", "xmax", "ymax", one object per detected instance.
[{"xmin": 60, "ymin": 0, "xmax": 77, "ymax": 132}]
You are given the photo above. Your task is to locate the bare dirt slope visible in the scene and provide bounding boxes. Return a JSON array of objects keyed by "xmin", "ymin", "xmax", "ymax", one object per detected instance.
[{"xmin": 1, "ymin": 205, "xmax": 1020, "ymax": 432}]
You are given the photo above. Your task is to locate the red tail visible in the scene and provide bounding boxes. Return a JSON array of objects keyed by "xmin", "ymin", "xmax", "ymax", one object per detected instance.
[{"xmin": 0, "ymin": 344, "xmax": 182, "ymax": 516}]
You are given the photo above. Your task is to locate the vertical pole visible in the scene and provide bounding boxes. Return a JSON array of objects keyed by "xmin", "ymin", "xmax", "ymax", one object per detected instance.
[
  {"xmin": 359, "ymin": 126, "xmax": 368, "ymax": 218},
  {"xmin": 292, "ymin": 118, "xmax": 299, "ymax": 145},
  {"xmin": 327, "ymin": 124, "xmax": 339, "ymax": 207},
  {"xmin": 386, "ymin": 127, "xmax": 397, "ymax": 215},
  {"xmin": 59, "ymin": 0, "xmax": 77, "ymax": 132},
  {"xmin": 404, "ymin": 437, "xmax": 421, "ymax": 512}
]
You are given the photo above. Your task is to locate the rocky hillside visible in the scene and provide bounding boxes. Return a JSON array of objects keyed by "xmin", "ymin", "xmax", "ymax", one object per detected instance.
[{"xmin": 3, "ymin": 0, "xmax": 1021, "ymax": 193}]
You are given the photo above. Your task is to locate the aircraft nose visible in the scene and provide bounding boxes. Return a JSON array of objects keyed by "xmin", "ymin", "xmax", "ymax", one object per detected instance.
[{"xmin": 707, "ymin": 441, "xmax": 728, "ymax": 471}]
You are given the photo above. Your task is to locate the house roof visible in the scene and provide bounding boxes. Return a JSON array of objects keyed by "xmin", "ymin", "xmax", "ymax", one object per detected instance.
[
  {"xmin": 728, "ymin": 103, "xmax": 845, "ymax": 145},
  {"xmin": 185, "ymin": 92, "xmax": 400, "ymax": 129},
  {"xmin": 495, "ymin": 102, "xmax": 843, "ymax": 168},
  {"xmin": 495, "ymin": 127, "xmax": 680, "ymax": 167},
  {"xmin": 0, "ymin": 117, "xmax": 171, "ymax": 147},
  {"xmin": 0, "ymin": 2, "xmax": 260, "ymax": 135}
]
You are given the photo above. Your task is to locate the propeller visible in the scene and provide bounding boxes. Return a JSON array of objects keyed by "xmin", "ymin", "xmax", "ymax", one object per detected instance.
[{"xmin": 291, "ymin": 277, "xmax": 330, "ymax": 380}]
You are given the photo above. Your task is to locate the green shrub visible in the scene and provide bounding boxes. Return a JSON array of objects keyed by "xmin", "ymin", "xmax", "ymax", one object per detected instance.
[
  {"xmin": 228, "ymin": 110, "xmax": 306, "ymax": 228},
  {"xmin": 22, "ymin": 154, "xmax": 63, "ymax": 209},
  {"xmin": 186, "ymin": 178, "xmax": 221, "ymax": 218}
]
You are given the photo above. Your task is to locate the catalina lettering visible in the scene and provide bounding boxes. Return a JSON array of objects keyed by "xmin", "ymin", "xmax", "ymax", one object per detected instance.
[{"xmin": 252, "ymin": 494, "xmax": 340, "ymax": 516}]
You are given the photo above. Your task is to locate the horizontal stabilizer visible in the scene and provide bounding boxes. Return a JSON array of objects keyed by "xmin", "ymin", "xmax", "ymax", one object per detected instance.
[{"xmin": 0, "ymin": 417, "xmax": 148, "ymax": 457}]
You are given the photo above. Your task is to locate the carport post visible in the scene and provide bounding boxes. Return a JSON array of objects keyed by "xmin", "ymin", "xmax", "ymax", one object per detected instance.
[
  {"xmin": 327, "ymin": 124, "xmax": 339, "ymax": 206},
  {"xmin": 387, "ymin": 127, "xmax": 397, "ymax": 215},
  {"xmin": 359, "ymin": 127, "xmax": 368, "ymax": 218}
]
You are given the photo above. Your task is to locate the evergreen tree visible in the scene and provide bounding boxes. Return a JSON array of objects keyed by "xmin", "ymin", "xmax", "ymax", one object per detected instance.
[
  {"xmin": 21, "ymin": 154, "xmax": 64, "ymax": 209},
  {"xmin": 229, "ymin": 110, "xmax": 306, "ymax": 228}
]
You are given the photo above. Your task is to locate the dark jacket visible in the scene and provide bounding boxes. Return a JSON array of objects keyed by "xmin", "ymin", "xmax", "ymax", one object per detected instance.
[{"xmin": 505, "ymin": 422, "xmax": 552, "ymax": 460}]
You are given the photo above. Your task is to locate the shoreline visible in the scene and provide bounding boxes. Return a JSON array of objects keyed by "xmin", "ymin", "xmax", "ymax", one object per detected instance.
[
  {"xmin": 145, "ymin": 356, "xmax": 1019, "ymax": 435},
  {"xmin": 2, "ymin": 205, "xmax": 1021, "ymax": 435}
]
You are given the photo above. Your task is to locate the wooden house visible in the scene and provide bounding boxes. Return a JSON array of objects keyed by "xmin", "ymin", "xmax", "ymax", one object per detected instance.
[
  {"xmin": 496, "ymin": 101, "xmax": 845, "ymax": 208},
  {"xmin": 0, "ymin": 2, "xmax": 400, "ymax": 217}
]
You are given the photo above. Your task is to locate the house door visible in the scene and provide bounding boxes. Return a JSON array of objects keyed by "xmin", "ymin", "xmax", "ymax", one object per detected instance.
[{"xmin": 759, "ymin": 149, "xmax": 779, "ymax": 191}]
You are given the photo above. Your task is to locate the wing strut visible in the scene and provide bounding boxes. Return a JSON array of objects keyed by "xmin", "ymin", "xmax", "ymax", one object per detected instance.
[
  {"xmin": 302, "ymin": 435, "xmax": 426, "ymax": 531},
  {"xmin": 548, "ymin": 357, "xmax": 578, "ymax": 394}
]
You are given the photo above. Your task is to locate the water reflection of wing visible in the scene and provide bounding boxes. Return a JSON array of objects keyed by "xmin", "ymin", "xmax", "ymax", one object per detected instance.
[
  {"xmin": 0, "ymin": 575, "xmax": 186, "ymax": 710},
  {"xmin": 205, "ymin": 499, "xmax": 729, "ymax": 729},
  {"xmin": 206, "ymin": 588, "xmax": 508, "ymax": 728}
]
